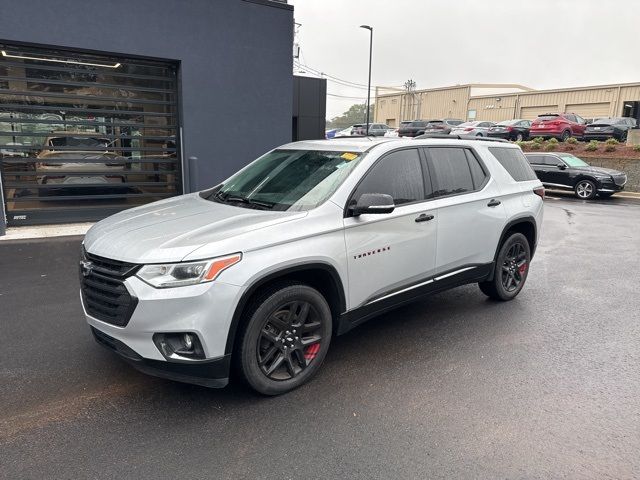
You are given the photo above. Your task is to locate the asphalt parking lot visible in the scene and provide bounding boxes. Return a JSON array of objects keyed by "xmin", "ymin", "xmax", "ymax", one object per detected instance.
[{"xmin": 1, "ymin": 193, "xmax": 639, "ymax": 479}]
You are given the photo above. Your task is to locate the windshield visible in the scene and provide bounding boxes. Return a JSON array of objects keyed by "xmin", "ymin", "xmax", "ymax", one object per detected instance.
[
  {"xmin": 558, "ymin": 153, "xmax": 590, "ymax": 167},
  {"xmin": 202, "ymin": 149, "xmax": 363, "ymax": 212}
]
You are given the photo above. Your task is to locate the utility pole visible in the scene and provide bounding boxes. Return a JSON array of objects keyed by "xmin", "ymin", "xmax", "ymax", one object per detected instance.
[{"xmin": 404, "ymin": 79, "xmax": 416, "ymax": 120}]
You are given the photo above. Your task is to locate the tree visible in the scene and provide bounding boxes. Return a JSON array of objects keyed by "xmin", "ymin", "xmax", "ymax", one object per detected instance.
[{"xmin": 327, "ymin": 103, "xmax": 375, "ymax": 129}]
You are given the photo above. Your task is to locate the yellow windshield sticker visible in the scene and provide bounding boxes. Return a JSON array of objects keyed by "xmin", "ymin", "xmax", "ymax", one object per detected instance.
[{"xmin": 341, "ymin": 152, "xmax": 358, "ymax": 161}]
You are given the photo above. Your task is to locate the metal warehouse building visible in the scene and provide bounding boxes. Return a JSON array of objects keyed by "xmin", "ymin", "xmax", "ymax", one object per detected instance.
[{"xmin": 375, "ymin": 82, "xmax": 640, "ymax": 126}]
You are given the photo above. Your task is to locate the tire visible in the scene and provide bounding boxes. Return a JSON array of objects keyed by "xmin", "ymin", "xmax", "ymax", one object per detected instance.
[
  {"xmin": 479, "ymin": 232, "xmax": 531, "ymax": 301},
  {"xmin": 561, "ymin": 130, "xmax": 570, "ymax": 142},
  {"xmin": 476, "ymin": 133, "xmax": 483, "ymax": 137},
  {"xmin": 574, "ymin": 179, "xmax": 597, "ymax": 200},
  {"xmin": 236, "ymin": 282, "xmax": 332, "ymax": 395},
  {"xmin": 620, "ymin": 131, "xmax": 628, "ymax": 143},
  {"xmin": 515, "ymin": 132, "xmax": 524, "ymax": 142}
]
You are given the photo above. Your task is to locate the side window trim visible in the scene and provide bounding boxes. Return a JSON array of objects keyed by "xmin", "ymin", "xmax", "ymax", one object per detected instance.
[
  {"xmin": 421, "ymin": 146, "xmax": 491, "ymax": 200},
  {"xmin": 343, "ymin": 147, "xmax": 430, "ymax": 217}
]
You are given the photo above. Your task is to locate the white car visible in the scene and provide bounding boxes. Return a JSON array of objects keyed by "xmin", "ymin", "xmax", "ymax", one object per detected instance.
[
  {"xmin": 450, "ymin": 121, "xmax": 496, "ymax": 137},
  {"xmin": 82, "ymin": 137, "xmax": 544, "ymax": 395}
]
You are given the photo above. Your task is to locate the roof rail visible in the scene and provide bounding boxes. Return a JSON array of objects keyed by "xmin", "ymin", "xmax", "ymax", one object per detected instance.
[{"xmin": 414, "ymin": 133, "xmax": 509, "ymax": 143}]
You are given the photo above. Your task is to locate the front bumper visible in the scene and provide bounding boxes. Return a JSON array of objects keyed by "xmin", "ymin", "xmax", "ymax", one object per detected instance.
[
  {"xmin": 83, "ymin": 273, "xmax": 244, "ymax": 388},
  {"xmin": 92, "ymin": 327, "xmax": 230, "ymax": 388}
]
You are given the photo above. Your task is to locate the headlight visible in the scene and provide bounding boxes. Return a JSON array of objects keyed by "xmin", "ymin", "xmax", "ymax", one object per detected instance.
[
  {"xmin": 594, "ymin": 175, "xmax": 612, "ymax": 182},
  {"xmin": 136, "ymin": 253, "xmax": 241, "ymax": 288}
]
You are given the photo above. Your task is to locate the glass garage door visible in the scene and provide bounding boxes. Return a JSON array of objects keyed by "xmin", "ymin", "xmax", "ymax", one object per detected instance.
[{"xmin": 0, "ymin": 44, "xmax": 181, "ymax": 225}]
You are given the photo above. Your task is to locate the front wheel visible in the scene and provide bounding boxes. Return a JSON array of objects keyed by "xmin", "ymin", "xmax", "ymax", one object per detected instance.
[
  {"xmin": 479, "ymin": 232, "xmax": 531, "ymax": 301},
  {"xmin": 561, "ymin": 130, "xmax": 570, "ymax": 142},
  {"xmin": 237, "ymin": 283, "xmax": 332, "ymax": 395},
  {"xmin": 575, "ymin": 179, "xmax": 597, "ymax": 200},
  {"xmin": 515, "ymin": 132, "xmax": 524, "ymax": 142}
]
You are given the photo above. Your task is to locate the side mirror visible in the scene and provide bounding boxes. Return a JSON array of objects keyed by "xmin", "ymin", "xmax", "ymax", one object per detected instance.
[
  {"xmin": 351, "ymin": 193, "xmax": 395, "ymax": 216},
  {"xmin": 557, "ymin": 164, "xmax": 567, "ymax": 170}
]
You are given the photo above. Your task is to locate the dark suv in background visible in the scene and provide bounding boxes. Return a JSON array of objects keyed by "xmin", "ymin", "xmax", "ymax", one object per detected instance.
[
  {"xmin": 525, "ymin": 152, "xmax": 627, "ymax": 199},
  {"xmin": 422, "ymin": 119, "xmax": 464, "ymax": 134},
  {"xmin": 397, "ymin": 120, "xmax": 429, "ymax": 137},
  {"xmin": 529, "ymin": 113, "xmax": 587, "ymax": 141},
  {"xmin": 583, "ymin": 117, "xmax": 636, "ymax": 142}
]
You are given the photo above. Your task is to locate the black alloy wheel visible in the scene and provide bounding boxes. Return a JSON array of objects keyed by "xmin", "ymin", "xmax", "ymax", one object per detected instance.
[
  {"xmin": 516, "ymin": 132, "xmax": 524, "ymax": 142},
  {"xmin": 237, "ymin": 283, "xmax": 332, "ymax": 395},
  {"xmin": 500, "ymin": 242, "xmax": 528, "ymax": 293},
  {"xmin": 479, "ymin": 232, "xmax": 531, "ymax": 301}
]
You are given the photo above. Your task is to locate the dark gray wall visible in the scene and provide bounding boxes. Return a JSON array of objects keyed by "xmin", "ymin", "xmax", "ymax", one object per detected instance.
[
  {"xmin": 293, "ymin": 76, "xmax": 327, "ymax": 141},
  {"xmin": 0, "ymin": 0, "xmax": 294, "ymax": 193}
]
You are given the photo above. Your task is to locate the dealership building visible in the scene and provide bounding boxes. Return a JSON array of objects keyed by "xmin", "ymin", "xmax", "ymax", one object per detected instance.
[
  {"xmin": 0, "ymin": 0, "xmax": 329, "ymax": 233},
  {"xmin": 375, "ymin": 82, "xmax": 640, "ymax": 126}
]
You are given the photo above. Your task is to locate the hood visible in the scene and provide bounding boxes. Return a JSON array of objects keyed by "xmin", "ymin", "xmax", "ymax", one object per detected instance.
[
  {"xmin": 83, "ymin": 193, "xmax": 307, "ymax": 263},
  {"xmin": 578, "ymin": 166, "xmax": 624, "ymax": 176}
]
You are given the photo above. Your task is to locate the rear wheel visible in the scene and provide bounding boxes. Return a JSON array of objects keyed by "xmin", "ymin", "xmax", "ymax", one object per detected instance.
[
  {"xmin": 479, "ymin": 232, "xmax": 531, "ymax": 301},
  {"xmin": 237, "ymin": 283, "xmax": 332, "ymax": 395},
  {"xmin": 575, "ymin": 179, "xmax": 597, "ymax": 200},
  {"xmin": 561, "ymin": 130, "xmax": 570, "ymax": 142},
  {"xmin": 620, "ymin": 131, "xmax": 628, "ymax": 142},
  {"xmin": 515, "ymin": 132, "xmax": 524, "ymax": 142}
]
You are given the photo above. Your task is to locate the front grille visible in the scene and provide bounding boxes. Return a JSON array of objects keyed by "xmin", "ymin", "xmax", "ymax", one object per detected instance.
[
  {"xmin": 613, "ymin": 175, "xmax": 627, "ymax": 186},
  {"xmin": 80, "ymin": 249, "xmax": 139, "ymax": 327}
]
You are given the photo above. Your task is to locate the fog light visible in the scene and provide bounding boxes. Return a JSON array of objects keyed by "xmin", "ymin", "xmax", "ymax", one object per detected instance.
[{"xmin": 153, "ymin": 332, "xmax": 205, "ymax": 361}]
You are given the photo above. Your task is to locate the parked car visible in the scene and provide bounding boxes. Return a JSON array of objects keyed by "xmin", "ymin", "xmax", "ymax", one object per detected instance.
[
  {"xmin": 449, "ymin": 121, "xmax": 496, "ymax": 137},
  {"xmin": 334, "ymin": 126, "xmax": 355, "ymax": 137},
  {"xmin": 488, "ymin": 119, "xmax": 532, "ymax": 141},
  {"xmin": 422, "ymin": 119, "xmax": 465, "ymax": 134},
  {"xmin": 35, "ymin": 133, "xmax": 126, "ymax": 195},
  {"xmin": 351, "ymin": 123, "xmax": 391, "ymax": 136},
  {"xmin": 583, "ymin": 117, "xmax": 637, "ymax": 142},
  {"xmin": 82, "ymin": 136, "xmax": 544, "ymax": 395},
  {"xmin": 325, "ymin": 129, "xmax": 339, "ymax": 139},
  {"xmin": 525, "ymin": 152, "xmax": 627, "ymax": 199},
  {"xmin": 529, "ymin": 113, "xmax": 587, "ymax": 141},
  {"xmin": 397, "ymin": 120, "xmax": 429, "ymax": 137}
]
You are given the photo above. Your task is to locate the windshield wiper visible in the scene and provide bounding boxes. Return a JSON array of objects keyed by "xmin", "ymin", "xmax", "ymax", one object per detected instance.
[{"xmin": 215, "ymin": 191, "xmax": 274, "ymax": 210}]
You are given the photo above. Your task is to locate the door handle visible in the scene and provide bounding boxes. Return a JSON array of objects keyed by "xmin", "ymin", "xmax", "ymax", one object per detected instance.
[
  {"xmin": 487, "ymin": 199, "xmax": 501, "ymax": 207},
  {"xmin": 415, "ymin": 214, "xmax": 434, "ymax": 223}
]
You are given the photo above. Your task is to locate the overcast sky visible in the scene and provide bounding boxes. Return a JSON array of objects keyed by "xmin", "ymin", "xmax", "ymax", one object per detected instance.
[{"xmin": 288, "ymin": 0, "xmax": 640, "ymax": 119}]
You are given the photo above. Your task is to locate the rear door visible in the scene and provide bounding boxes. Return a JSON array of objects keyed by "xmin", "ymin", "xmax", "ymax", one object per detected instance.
[
  {"xmin": 424, "ymin": 146, "xmax": 507, "ymax": 273},
  {"xmin": 343, "ymin": 148, "xmax": 438, "ymax": 308}
]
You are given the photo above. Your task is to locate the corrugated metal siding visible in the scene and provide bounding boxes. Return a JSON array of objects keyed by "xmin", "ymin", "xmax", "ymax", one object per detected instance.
[
  {"xmin": 565, "ymin": 103, "xmax": 610, "ymax": 118},
  {"xmin": 374, "ymin": 86, "xmax": 469, "ymax": 123},
  {"xmin": 521, "ymin": 105, "xmax": 559, "ymax": 120},
  {"xmin": 467, "ymin": 96, "xmax": 518, "ymax": 122}
]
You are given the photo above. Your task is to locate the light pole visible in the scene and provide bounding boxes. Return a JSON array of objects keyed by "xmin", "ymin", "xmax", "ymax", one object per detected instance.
[{"xmin": 360, "ymin": 25, "xmax": 373, "ymax": 135}]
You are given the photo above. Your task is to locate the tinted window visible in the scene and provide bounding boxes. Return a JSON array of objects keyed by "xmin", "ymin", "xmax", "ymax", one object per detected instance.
[
  {"xmin": 465, "ymin": 150, "xmax": 487, "ymax": 189},
  {"xmin": 489, "ymin": 147, "xmax": 538, "ymax": 181},
  {"xmin": 428, "ymin": 148, "xmax": 474, "ymax": 196},
  {"xmin": 526, "ymin": 155, "xmax": 545, "ymax": 165},
  {"xmin": 410, "ymin": 121, "xmax": 427, "ymax": 127},
  {"xmin": 353, "ymin": 149, "xmax": 426, "ymax": 205},
  {"xmin": 544, "ymin": 155, "xmax": 563, "ymax": 166},
  {"xmin": 565, "ymin": 114, "xmax": 577, "ymax": 123}
]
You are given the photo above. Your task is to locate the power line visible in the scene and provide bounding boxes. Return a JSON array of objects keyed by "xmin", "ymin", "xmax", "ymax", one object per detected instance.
[{"xmin": 294, "ymin": 60, "xmax": 405, "ymax": 92}]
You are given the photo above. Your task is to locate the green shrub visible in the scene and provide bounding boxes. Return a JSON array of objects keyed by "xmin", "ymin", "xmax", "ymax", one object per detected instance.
[
  {"xmin": 585, "ymin": 140, "xmax": 599, "ymax": 152},
  {"xmin": 604, "ymin": 144, "xmax": 616, "ymax": 152},
  {"xmin": 566, "ymin": 137, "xmax": 579, "ymax": 145},
  {"xmin": 547, "ymin": 137, "xmax": 559, "ymax": 145},
  {"xmin": 529, "ymin": 142, "xmax": 542, "ymax": 150},
  {"xmin": 633, "ymin": 144, "xmax": 640, "ymax": 152},
  {"xmin": 532, "ymin": 136, "xmax": 544, "ymax": 144},
  {"xmin": 604, "ymin": 138, "xmax": 619, "ymax": 146},
  {"xmin": 544, "ymin": 143, "xmax": 557, "ymax": 151}
]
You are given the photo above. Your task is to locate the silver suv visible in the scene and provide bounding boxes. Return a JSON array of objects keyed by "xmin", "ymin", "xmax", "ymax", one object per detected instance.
[{"xmin": 81, "ymin": 137, "xmax": 544, "ymax": 395}]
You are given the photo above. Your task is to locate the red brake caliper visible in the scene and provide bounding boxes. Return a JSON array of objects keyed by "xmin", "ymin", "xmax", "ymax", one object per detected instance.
[
  {"xmin": 304, "ymin": 343, "xmax": 320, "ymax": 361},
  {"xmin": 519, "ymin": 262, "xmax": 527, "ymax": 274}
]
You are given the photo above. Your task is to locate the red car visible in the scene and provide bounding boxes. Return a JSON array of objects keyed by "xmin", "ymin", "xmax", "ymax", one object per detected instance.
[{"xmin": 529, "ymin": 113, "xmax": 587, "ymax": 141}]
